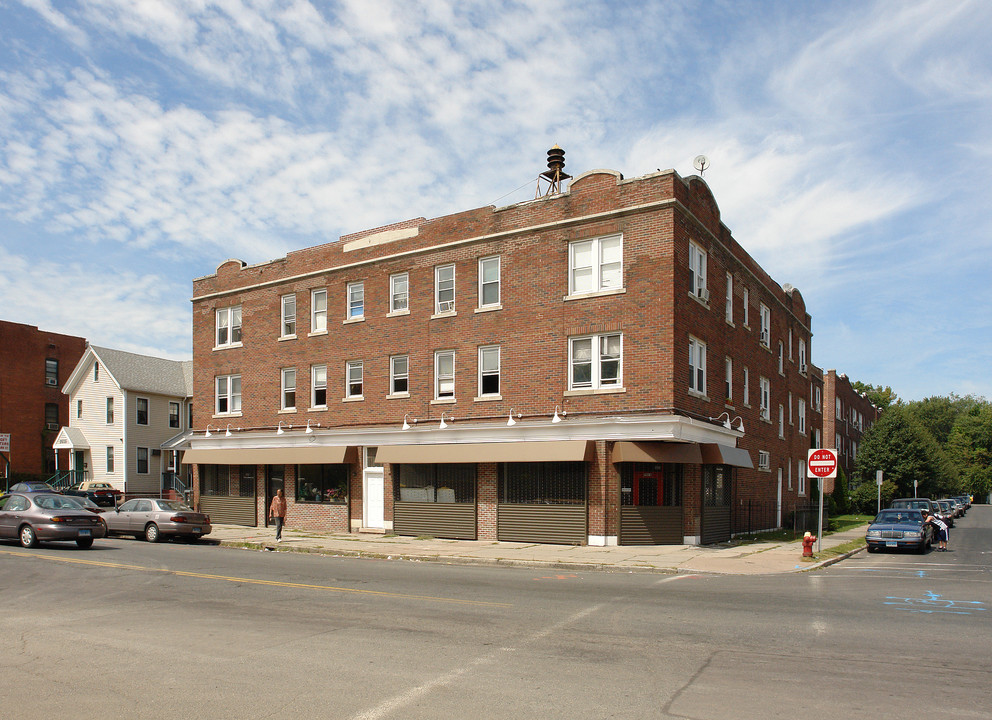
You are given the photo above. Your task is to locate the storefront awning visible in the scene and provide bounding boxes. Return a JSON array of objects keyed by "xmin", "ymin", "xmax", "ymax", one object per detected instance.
[
  {"xmin": 376, "ymin": 440, "xmax": 593, "ymax": 464},
  {"xmin": 183, "ymin": 446, "xmax": 357, "ymax": 465},
  {"xmin": 700, "ymin": 443, "xmax": 753, "ymax": 468},
  {"xmin": 611, "ymin": 441, "xmax": 702, "ymax": 464}
]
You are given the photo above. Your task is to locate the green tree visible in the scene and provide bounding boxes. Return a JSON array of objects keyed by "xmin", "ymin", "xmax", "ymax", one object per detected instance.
[
  {"xmin": 854, "ymin": 404, "xmax": 955, "ymax": 497},
  {"xmin": 852, "ymin": 381, "xmax": 898, "ymax": 410},
  {"xmin": 946, "ymin": 402, "xmax": 992, "ymax": 500}
]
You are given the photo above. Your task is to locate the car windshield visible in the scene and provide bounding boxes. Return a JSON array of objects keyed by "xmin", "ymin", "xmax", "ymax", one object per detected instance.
[
  {"xmin": 156, "ymin": 500, "xmax": 192, "ymax": 511},
  {"xmin": 874, "ymin": 511, "xmax": 920, "ymax": 524},
  {"xmin": 34, "ymin": 494, "xmax": 86, "ymax": 510},
  {"xmin": 63, "ymin": 496, "xmax": 97, "ymax": 509}
]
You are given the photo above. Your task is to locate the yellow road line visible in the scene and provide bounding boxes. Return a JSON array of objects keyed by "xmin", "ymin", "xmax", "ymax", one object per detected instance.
[{"xmin": 0, "ymin": 548, "xmax": 512, "ymax": 607}]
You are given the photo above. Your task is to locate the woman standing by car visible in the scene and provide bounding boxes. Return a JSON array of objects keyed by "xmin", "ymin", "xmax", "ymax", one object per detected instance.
[{"xmin": 926, "ymin": 513, "xmax": 949, "ymax": 552}]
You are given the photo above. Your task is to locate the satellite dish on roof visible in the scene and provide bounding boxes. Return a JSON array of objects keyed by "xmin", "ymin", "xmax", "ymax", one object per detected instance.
[{"xmin": 693, "ymin": 155, "xmax": 710, "ymax": 176}]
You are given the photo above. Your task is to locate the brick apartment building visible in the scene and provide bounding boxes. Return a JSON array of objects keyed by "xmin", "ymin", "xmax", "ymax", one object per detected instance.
[
  {"xmin": 0, "ymin": 320, "xmax": 86, "ymax": 484},
  {"xmin": 187, "ymin": 149, "xmax": 819, "ymax": 545},
  {"xmin": 823, "ymin": 369, "xmax": 881, "ymax": 480}
]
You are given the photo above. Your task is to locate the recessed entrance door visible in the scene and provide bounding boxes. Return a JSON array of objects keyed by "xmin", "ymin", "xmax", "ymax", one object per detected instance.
[
  {"xmin": 633, "ymin": 470, "xmax": 662, "ymax": 506},
  {"xmin": 363, "ymin": 467, "xmax": 384, "ymax": 530}
]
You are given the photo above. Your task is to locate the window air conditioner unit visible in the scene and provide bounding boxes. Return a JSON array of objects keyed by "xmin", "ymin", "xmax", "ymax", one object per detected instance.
[
  {"xmin": 437, "ymin": 301, "xmax": 454, "ymax": 313},
  {"xmin": 46, "ymin": 422, "xmax": 59, "ymax": 431},
  {"xmin": 800, "ymin": 362, "xmax": 808, "ymax": 374},
  {"xmin": 760, "ymin": 329, "xmax": 769, "ymax": 345},
  {"xmin": 46, "ymin": 377, "xmax": 58, "ymax": 386},
  {"xmin": 699, "ymin": 287, "xmax": 710, "ymax": 302}
]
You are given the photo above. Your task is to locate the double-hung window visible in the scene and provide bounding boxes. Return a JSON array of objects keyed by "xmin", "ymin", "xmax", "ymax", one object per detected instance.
[
  {"xmin": 743, "ymin": 367, "xmax": 750, "ymax": 406},
  {"xmin": 346, "ymin": 361, "xmax": 363, "ymax": 398},
  {"xmin": 569, "ymin": 333, "xmax": 622, "ymax": 390},
  {"xmin": 311, "ymin": 289, "xmax": 327, "ymax": 333},
  {"xmin": 759, "ymin": 376, "xmax": 770, "ymax": 420},
  {"xmin": 778, "ymin": 405, "xmax": 785, "ymax": 438},
  {"xmin": 137, "ymin": 447, "xmax": 149, "ymax": 474},
  {"xmin": 689, "ymin": 241, "xmax": 707, "ymax": 301},
  {"xmin": 479, "ymin": 345, "xmax": 500, "ymax": 396},
  {"xmin": 569, "ymin": 234, "xmax": 622, "ymax": 295},
  {"xmin": 759, "ymin": 304, "xmax": 771, "ymax": 347},
  {"xmin": 688, "ymin": 337, "xmax": 706, "ymax": 396},
  {"xmin": 724, "ymin": 357, "xmax": 732, "ymax": 402},
  {"xmin": 216, "ymin": 306, "xmax": 242, "ymax": 347},
  {"xmin": 106, "ymin": 446, "xmax": 114, "ymax": 474},
  {"xmin": 281, "ymin": 295, "xmax": 296, "ymax": 337},
  {"xmin": 799, "ymin": 339, "xmax": 807, "ymax": 374},
  {"xmin": 435, "ymin": 350, "xmax": 455, "ymax": 399},
  {"xmin": 798, "ymin": 399, "xmax": 807, "ymax": 434},
  {"xmin": 45, "ymin": 358, "xmax": 58, "ymax": 386},
  {"xmin": 390, "ymin": 355, "xmax": 409, "ymax": 395},
  {"xmin": 311, "ymin": 365, "xmax": 327, "ymax": 408},
  {"xmin": 742, "ymin": 287, "xmax": 750, "ymax": 326},
  {"xmin": 106, "ymin": 397, "xmax": 114, "ymax": 424},
  {"xmin": 347, "ymin": 282, "xmax": 364, "ymax": 319},
  {"xmin": 281, "ymin": 368, "xmax": 296, "ymax": 410},
  {"xmin": 169, "ymin": 401, "xmax": 180, "ymax": 428},
  {"xmin": 725, "ymin": 273, "xmax": 733, "ymax": 323},
  {"xmin": 390, "ymin": 273, "xmax": 409, "ymax": 313},
  {"xmin": 435, "ymin": 264, "xmax": 455, "ymax": 314},
  {"xmin": 478, "ymin": 256, "xmax": 500, "ymax": 308},
  {"xmin": 216, "ymin": 374, "xmax": 242, "ymax": 415},
  {"xmin": 136, "ymin": 398, "xmax": 149, "ymax": 425}
]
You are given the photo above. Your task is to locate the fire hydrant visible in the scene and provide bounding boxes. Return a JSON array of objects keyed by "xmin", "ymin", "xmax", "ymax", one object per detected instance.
[{"xmin": 801, "ymin": 531, "xmax": 817, "ymax": 557}]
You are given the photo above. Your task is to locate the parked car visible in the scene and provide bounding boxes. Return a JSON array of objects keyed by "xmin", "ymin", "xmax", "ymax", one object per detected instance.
[
  {"xmin": 933, "ymin": 499, "xmax": 955, "ymax": 527},
  {"xmin": 865, "ymin": 508, "xmax": 933, "ymax": 553},
  {"xmin": 0, "ymin": 492, "xmax": 106, "ymax": 549},
  {"xmin": 60, "ymin": 495, "xmax": 109, "ymax": 532},
  {"xmin": 889, "ymin": 497, "xmax": 936, "ymax": 517},
  {"xmin": 64, "ymin": 481, "xmax": 123, "ymax": 507},
  {"xmin": 105, "ymin": 498, "xmax": 211, "ymax": 542},
  {"xmin": 7, "ymin": 481, "xmax": 59, "ymax": 494}
]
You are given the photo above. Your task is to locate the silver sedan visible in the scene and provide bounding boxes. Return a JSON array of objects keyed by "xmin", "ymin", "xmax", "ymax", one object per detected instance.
[
  {"xmin": 0, "ymin": 492, "xmax": 106, "ymax": 549},
  {"xmin": 105, "ymin": 498, "xmax": 211, "ymax": 542}
]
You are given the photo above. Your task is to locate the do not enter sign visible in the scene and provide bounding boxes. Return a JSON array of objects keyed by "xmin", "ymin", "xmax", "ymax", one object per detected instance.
[{"xmin": 807, "ymin": 448, "xmax": 838, "ymax": 479}]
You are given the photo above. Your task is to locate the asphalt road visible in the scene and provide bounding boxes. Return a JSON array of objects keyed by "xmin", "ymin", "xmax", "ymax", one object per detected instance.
[{"xmin": 1, "ymin": 508, "xmax": 989, "ymax": 720}]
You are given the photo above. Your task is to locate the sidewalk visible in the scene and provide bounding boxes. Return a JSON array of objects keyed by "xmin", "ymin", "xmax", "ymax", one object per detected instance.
[{"xmin": 206, "ymin": 523, "xmax": 868, "ymax": 575}]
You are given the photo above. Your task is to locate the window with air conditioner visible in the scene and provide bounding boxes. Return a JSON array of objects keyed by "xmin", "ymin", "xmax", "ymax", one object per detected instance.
[
  {"xmin": 758, "ymin": 451, "xmax": 770, "ymax": 471},
  {"xmin": 759, "ymin": 304, "xmax": 771, "ymax": 347},
  {"xmin": 759, "ymin": 376, "xmax": 771, "ymax": 420},
  {"xmin": 689, "ymin": 241, "xmax": 707, "ymax": 301},
  {"xmin": 435, "ymin": 264, "xmax": 455, "ymax": 314},
  {"xmin": 45, "ymin": 358, "xmax": 59, "ymax": 386}
]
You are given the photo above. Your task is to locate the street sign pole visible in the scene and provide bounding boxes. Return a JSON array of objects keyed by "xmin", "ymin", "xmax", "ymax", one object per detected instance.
[
  {"xmin": 807, "ymin": 449, "xmax": 839, "ymax": 553},
  {"xmin": 876, "ymin": 470, "xmax": 884, "ymax": 514}
]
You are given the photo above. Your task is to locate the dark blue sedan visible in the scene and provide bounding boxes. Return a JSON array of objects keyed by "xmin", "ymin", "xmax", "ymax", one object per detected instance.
[{"xmin": 865, "ymin": 509, "xmax": 933, "ymax": 554}]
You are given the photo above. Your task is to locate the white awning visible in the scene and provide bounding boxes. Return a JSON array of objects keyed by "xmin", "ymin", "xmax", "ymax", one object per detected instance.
[{"xmin": 53, "ymin": 426, "xmax": 89, "ymax": 450}]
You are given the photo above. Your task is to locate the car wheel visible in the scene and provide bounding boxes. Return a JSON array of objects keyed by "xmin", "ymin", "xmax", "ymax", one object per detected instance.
[
  {"xmin": 76, "ymin": 537, "xmax": 94, "ymax": 549},
  {"xmin": 918, "ymin": 540, "xmax": 928, "ymax": 554},
  {"xmin": 145, "ymin": 523, "xmax": 161, "ymax": 543},
  {"xmin": 866, "ymin": 544, "xmax": 876, "ymax": 553},
  {"xmin": 19, "ymin": 525, "xmax": 38, "ymax": 548}
]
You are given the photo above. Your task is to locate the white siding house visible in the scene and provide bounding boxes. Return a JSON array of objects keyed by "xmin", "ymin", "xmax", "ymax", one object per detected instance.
[{"xmin": 54, "ymin": 345, "xmax": 192, "ymax": 496}]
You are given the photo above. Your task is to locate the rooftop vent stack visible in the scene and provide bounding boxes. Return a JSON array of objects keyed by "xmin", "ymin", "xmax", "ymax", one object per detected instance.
[{"xmin": 537, "ymin": 145, "xmax": 571, "ymax": 197}]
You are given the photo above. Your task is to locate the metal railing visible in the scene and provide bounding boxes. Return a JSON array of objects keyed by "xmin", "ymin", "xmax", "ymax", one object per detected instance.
[{"xmin": 161, "ymin": 471, "xmax": 188, "ymax": 496}]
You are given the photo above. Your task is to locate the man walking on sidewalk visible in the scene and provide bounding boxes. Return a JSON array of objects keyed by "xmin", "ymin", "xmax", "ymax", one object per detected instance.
[{"xmin": 269, "ymin": 489, "xmax": 287, "ymax": 542}]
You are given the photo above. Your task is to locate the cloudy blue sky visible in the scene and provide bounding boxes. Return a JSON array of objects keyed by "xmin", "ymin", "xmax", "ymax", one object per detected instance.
[{"xmin": 1, "ymin": 0, "xmax": 990, "ymax": 401}]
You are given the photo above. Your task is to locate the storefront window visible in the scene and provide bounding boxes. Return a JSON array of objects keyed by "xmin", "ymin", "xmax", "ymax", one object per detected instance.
[
  {"xmin": 200, "ymin": 465, "xmax": 230, "ymax": 496},
  {"xmin": 296, "ymin": 464, "xmax": 348, "ymax": 503},
  {"xmin": 395, "ymin": 464, "xmax": 475, "ymax": 503},
  {"xmin": 702, "ymin": 465, "xmax": 731, "ymax": 507},
  {"xmin": 238, "ymin": 466, "xmax": 256, "ymax": 498},
  {"xmin": 499, "ymin": 462, "xmax": 586, "ymax": 505}
]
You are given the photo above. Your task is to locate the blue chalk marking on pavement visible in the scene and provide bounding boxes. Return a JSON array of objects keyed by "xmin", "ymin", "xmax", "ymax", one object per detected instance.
[{"xmin": 884, "ymin": 590, "xmax": 987, "ymax": 615}]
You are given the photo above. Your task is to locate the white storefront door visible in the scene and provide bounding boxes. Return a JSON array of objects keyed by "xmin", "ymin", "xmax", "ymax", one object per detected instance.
[{"xmin": 363, "ymin": 467, "xmax": 384, "ymax": 530}]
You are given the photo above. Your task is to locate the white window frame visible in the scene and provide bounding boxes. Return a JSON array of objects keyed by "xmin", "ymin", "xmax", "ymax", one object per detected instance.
[
  {"xmin": 724, "ymin": 357, "xmax": 732, "ymax": 402},
  {"xmin": 778, "ymin": 404, "xmax": 785, "ymax": 438},
  {"xmin": 347, "ymin": 281, "xmax": 365, "ymax": 320},
  {"xmin": 778, "ymin": 341, "xmax": 784, "ymax": 374},
  {"xmin": 311, "ymin": 289, "xmax": 327, "ymax": 334},
  {"xmin": 725, "ymin": 273, "xmax": 733, "ymax": 323},
  {"xmin": 478, "ymin": 256, "xmax": 501, "ymax": 308},
  {"xmin": 280, "ymin": 294, "xmax": 296, "ymax": 338},
  {"xmin": 77, "ymin": 399, "xmax": 82, "ymax": 419},
  {"xmin": 759, "ymin": 376, "xmax": 770, "ymax": 420},
  {"xmin": 435, "ymin": 264, "xmax": 455, "ymax": 314},
  {"xmin": 688, "ymin": 336, "xmax": 706, "ymax": 397},
  {"xmin": 106, "ymin": 397, "xmax": 114, "ymax": 424},
  {"xmin": 569, "ymin": 333, "xmax": 623, "ymax": 391},
  {"xmin": 759, "ymin": 304, "xmax": 771, "ymax": 347},
  {"xmin": 311, "ymin": 364, "xmax": 327, "ymax": 408},
  {"xmin": 742, "ymin": 287, "xmax": 750, "ymax": 327},
  {"xmin": 215, "ymin": 374, "xmax": 242, "ymax": 415},
  {"xmin": 390, "ymin": 355, "xmax": 409, "ymax": 396},
  {"xmin": 798, "ymin": 461, "xmax": 807, "ymax": 496},
  {"xmin": 788, "ymin": 391, "xmax": 794, "ymax": 425},
  {"xmin": 742, "ymin": 366, "xmax": 750, "ymax": 406},
  {"xmin": 568, "ymin": 234, "xmax": 623, "ymax": 295},
  {"xmin": 136, "ymin": 397, "xmax": 149, "ymax": 426},
  {"xmin": 281, "ymin": 368, "xmax": 297, "ymax": 411},
  {"xmin": 390, "ymin": 273, "xmax": 409, "ymax": 314},
  {"xmin": 435, "ymin": 350, "xmax": 455, "ymax": 399},
  {"xmin": 758, "ymin": 450, "xmax": 770, "ymax": 471},
  {"xmin": 346, "ymin": 361, "xmax": 364, "ymax": 399},
  {"xmin": 799, "ymin": 339, "xmax": 807, "ymax": 374},
  {"xmin": 799, "ymin": 399, "xmax": 807, "ymax": 435},
  {"xmin": 478, "ymin": 345, "xmax": 501, "ymax": 397},
  {"xmin": 215, "ymin": 306, "xmax": 242, "ymax": 348},
  {"xmin": 689, "ymin": 240, "xmax": 708, "ymax": 301}
]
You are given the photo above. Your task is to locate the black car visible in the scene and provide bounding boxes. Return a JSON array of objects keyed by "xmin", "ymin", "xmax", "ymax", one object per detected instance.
[{"xmin": 866, "ymin": 508, "xmax": 933, "ymax": 553}]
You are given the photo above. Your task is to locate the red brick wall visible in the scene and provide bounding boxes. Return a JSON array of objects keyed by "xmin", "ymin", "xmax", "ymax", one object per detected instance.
[{"xmin": 0, "ymin": 321, "xmax": 86, "ymax": 477}]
